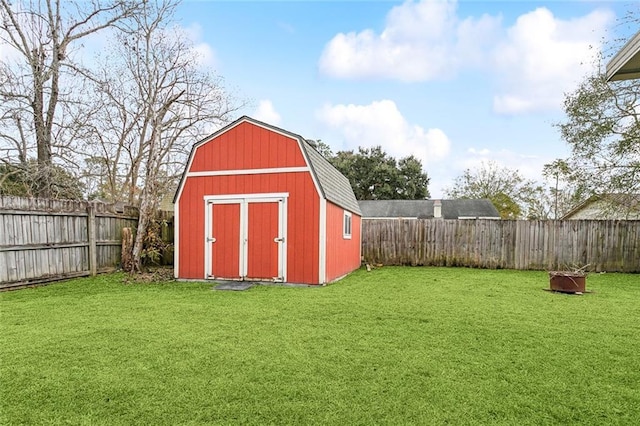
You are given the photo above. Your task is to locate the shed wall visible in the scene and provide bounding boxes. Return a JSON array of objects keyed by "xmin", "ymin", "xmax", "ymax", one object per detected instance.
[
  {"xmin": 190, "ymin": 122, "xmax": 307, "ymax": 172},
  {"xmin": 178, "ymin": 173, "xmax": 320, "ymax": 284},
  {"xmin": 325, "ymin": 201, "xmax": 362, "ymax": 282}
]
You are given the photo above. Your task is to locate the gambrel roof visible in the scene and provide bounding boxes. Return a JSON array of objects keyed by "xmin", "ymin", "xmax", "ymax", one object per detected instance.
[
  {"xmin": 174, "ymin": 116, "xmax": 361, "ymax": 215},
  {"xmin": 300, "ymin": 139, "xmax": 362, "ymax": 215}
]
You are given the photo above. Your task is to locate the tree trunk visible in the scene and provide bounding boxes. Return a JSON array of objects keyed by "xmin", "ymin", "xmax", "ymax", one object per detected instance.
[
  {"xmin": 32, "ymin": 53, "xmax": 53, "ymax": 198},
  {"xmin": 129, "ymin": 128, "xmax": 161, "ymax": 273},
  {"xmin": 130, "ymin": 193, "xmax": 152, "ymax": 273},
  {"xmin": 121, "ymin": 227, "xmax": 134, "ymax": 271}
]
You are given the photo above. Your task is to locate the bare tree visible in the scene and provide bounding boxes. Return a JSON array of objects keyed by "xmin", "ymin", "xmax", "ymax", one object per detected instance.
[
  {"xmin": 0, "ymin": 0, "xmax": 138, "ymax": 197},
  {"xmin": 444, "ymin": 161, "xmax": 540, "ymax": 219},
  {"xmin": 85, "ymin": 0, "xmax": 240, "ymax": 272}
]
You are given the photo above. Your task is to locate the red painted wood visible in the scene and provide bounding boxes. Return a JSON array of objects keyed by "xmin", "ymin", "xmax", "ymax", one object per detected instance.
[
  {"xmin": 177, "ymin": 119, "xmax": 362, "ymax": 284},
  {"xmin": 177, "ymin": 180, "xmax": 204, "ymax": 279},
  {"xmin": 178, "ymin": 173, "xmax": 320, "ymax": 283},
  {"xmin": 190, "ymin": 121, "xmax": 307, "ymax": 172},
  {"xmin": 246, "ymin": 202, "xmax": 279, "ymax": 280},
  {"xmin": 211, "ymin": 203, "xmax": 241, "ymax": 279},
  {"xmin": 325, "ymin": 202, "xmax": 362, "ymax": 282}
]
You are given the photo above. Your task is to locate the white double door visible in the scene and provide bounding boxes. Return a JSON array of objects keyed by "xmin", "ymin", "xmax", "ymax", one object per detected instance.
[{"xmin": 204, "ymin": 194, "xmax": 287, "ymax": 281}]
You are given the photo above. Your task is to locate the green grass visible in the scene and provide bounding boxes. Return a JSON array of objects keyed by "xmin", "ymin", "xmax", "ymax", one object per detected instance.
[{"xmin": 1, "ymin": 267, "xmax": 640, "ymax": 425}]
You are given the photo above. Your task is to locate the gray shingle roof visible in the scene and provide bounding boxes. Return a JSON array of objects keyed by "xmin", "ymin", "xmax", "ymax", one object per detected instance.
[
  {"xmin": 300, "ymin": 141, "xmax": 361, "ymax": 215},
  {"xmin": 358, "ymin": 199, "xmax": 500, "ymax": 219}
]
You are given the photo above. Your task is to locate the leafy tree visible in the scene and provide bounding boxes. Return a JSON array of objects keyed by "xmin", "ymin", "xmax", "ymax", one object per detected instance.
[
  {"xmin": 517, "ymin": 185, "xmax": 548, "ymax": 220},
  {"xmin": 0, "ymin": 161, "xmax": 84, "ymax": 199},
  {"xmin": 540, "ymin": 159, "xmax": 588, "ymax": 219},
  {"xmin": 556, "ymin": 61, "xmax": 640, "ymax": 204},
  {"xmin": 444, "ymin": 161, "xmax": 538, "ymax": 219},
  {"xmin": 311, "ymin": 140, "xmax": 333, "ymax": 159},
  {"xmin": 397, "ymin": 156, "xmax": 430, "ymax": 200},
  {"xmin": 322, "ymin": 145, "xmax": 430, "ymax": 200}
]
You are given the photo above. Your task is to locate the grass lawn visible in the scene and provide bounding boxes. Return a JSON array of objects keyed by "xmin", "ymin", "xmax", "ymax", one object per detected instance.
[{"xmin": 2, "ymin": 267, "xmax": 640, "ymax": 425}]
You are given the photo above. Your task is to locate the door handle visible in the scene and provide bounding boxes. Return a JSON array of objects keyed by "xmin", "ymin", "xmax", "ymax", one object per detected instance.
[
  {"xmin": 274, "ymin": 237, "xmax": 285, "ymax": 243},
  {"xmin": 206, "ymin": 237, "xmax": 216, "ymax": 243}
]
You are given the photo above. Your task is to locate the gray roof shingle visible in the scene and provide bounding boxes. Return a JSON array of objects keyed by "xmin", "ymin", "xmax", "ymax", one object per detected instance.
[
  {"xmin": 358, "ymin": 199, "xmax": 500, "ymax": 219},
  {"xmin": 300, "ymin": 141, "xmax": 362, "ymax": 215}
]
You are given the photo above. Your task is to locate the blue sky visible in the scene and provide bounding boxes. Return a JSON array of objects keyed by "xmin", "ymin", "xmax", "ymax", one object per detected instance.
[{"xmin": 175, "ymin": 0, "xmax": 633, "ymax": 197}]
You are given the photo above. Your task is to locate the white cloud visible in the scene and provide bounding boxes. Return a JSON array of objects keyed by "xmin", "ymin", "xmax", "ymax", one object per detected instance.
[
  {"xmin": 253, "ymin": 100, "xmax": 281, "ymax": 125},
  {"xmin": 318, "ymin": 0, "xmax": 500, "ymax": 81},
  {"xmin": 191, "ymin": 42, "xmax": 216, "ymax": 67},
  {"xmin": 428, "ymin": 147, "xmax": 547, "ymax": 198},
  {"xmin": 183, "ymin": 23, "xmax": 217, "ymax": 68},
  {"xmin": 492, "ymin": 7, "xmax": 614, "ymax": 114},
  {"xmin": 318, "ymin": 0, "xmax": 614, "ymax": 114},
  {"xmin": 457, "ymin": 147, "xmax": 546, "ymax": 182},
  {"xmin": 316, "ymin": 100, "xmax": 450, "ymax": 167}
]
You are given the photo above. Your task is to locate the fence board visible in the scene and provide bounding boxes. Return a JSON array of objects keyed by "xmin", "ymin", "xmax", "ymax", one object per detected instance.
[
  {"xmin": 0, "ymin": 196, "xmax": 139, "ymax": 290},
  {"xmin": 362, "ymin": 219, "xmax": 640, "ymax": 273}
]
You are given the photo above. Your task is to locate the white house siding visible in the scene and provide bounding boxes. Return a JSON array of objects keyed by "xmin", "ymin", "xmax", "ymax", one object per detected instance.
[{"xmin": 565, "ymin": 199, "xmax": 640, "ymax": 220}]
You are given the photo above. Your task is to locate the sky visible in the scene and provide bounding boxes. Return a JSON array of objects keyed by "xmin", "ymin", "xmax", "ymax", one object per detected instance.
[{"xmin": 175, "ymin": 1, "xmax": 631, "ymax": 197}]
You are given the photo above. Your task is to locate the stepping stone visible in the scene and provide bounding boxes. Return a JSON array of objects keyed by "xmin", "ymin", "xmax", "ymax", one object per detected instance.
[{"xmin": 213, "ymin": 281, "xmax": 254, "ymax": 291}]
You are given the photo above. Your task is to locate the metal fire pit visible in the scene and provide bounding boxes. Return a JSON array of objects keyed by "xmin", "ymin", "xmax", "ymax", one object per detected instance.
[{"xmin": 548, "ymin": 271, "xmax": 587, "ymax": 294}]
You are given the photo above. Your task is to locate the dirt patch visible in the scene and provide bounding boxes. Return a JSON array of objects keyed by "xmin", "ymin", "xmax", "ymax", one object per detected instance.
[{"xmin": 122, "ymin": 267, "xmax": 174, "ymax": 284}]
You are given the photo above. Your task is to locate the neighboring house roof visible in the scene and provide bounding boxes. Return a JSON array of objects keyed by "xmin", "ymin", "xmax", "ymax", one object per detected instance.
[
  {"xmin": 607, "ymin": 29, "xmax": 640, "ymax": 81},
  {"xmin": 358, "ymin": 199, "xmax": 500, "ymax": 219},
  {"xmin": 173, "ymin": 116, "xmax": 361, "ymax": 215},
  {"xmin": 560, "ymin": 194, "xmax": 640, "ymax": 220}
]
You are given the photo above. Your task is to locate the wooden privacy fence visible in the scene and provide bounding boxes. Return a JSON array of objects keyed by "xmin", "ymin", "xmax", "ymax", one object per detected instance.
[
  {"xmin": 362, "ymin": 219, "xmax": 640, "ymax": 273},
  {"xmin": 0, "ymin": 196, "xmax": 138, "ymax": 290}
]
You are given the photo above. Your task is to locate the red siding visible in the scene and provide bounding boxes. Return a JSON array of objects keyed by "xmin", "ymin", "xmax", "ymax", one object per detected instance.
[
  {"xmin": 190, "ymin": 121, "xmax": 307, "ymax": 172},
  {"xmin": 211, "ymin": 203, "xmax": 241, "ymax": 278},
  {"xmin": 325, "ymin": 202, "xmax": 362, "ymax": 282},
  {"xmin": 246, "ymin": 202, "xmax": 279, "ymax": 280},
  {"xmin": 178, "ymin": 173, "xmax": 320, "ymax": 284},
  {"xmin": 176, "ymin": 118, "xmax": 363, "ymax": 285}
]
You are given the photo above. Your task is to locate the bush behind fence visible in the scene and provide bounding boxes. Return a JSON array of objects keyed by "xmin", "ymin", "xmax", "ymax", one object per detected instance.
[{"xmin": 361, "ymin": 219, "xmax": 640, "ymax": 273}]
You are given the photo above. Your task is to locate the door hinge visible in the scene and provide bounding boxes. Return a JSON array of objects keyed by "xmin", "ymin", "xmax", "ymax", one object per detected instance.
[{"xmin": 273, "ymin": 276, "xmax": 284, "ymax": 282}]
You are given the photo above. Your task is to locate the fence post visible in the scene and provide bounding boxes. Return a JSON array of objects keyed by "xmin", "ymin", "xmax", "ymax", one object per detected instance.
[{"xmin": 87, "ymin": 203, "xmax": 97, "ymax": 276}]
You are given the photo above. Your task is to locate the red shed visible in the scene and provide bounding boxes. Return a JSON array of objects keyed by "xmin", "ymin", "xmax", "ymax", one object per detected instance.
[{"xmin": 173, "ymin": 116, "xmax": 362, "ymax": 285}]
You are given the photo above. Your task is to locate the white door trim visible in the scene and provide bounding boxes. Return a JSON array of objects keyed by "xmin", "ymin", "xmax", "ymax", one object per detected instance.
[
  {"xmin": 203, "ymin": 199, "xmax": 243, "ymax": 280},
  {"xmin": 174, "ymin": 200, "xmax": 180, "ymax": 278},
  {"xmin": 204, "ymin": 193, "xmax": 288, "ymax": 281},
  {"xmin": 318, "ymin": 198, "xmax": 327, "ymax": 284}
]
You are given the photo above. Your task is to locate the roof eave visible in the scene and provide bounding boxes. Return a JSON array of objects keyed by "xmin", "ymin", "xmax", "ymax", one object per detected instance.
[{"xmin": 606, "ymin": 30, "xmax": 640, "ymax": 82}]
